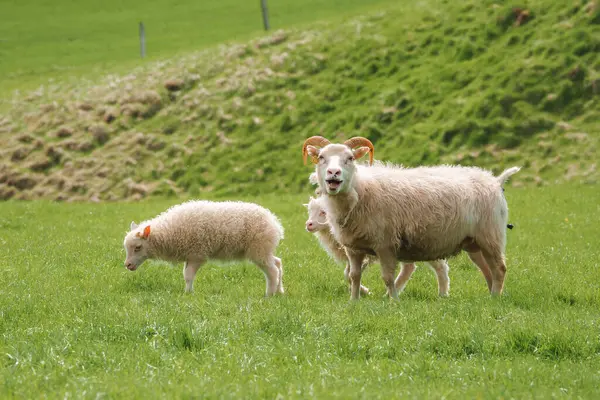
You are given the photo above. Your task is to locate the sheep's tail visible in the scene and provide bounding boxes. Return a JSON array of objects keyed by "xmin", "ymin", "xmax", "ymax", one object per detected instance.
[{"xmin": 497, "ymin": 167, "xmax": 521, "ymax": 186}]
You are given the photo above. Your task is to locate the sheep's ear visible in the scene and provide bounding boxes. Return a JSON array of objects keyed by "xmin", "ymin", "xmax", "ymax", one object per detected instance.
[
  {"xmin": 306, "ymin": 145, "xmax": 320, "ymax": 163},
  {"xmin": 353, "ymin": 146, "xmax": 371, "ymax": 161},
  {"xmin": 130, "ymin": 221, "xmax": 138, "ymax": 231},
  {"xmin": 142, "ymin": 225, "xmax": 151, "ymax": 239},
  {"xmin": 309, "ymin": 172, "xmax": 318, "ymax": 185},
  {"xmin": 306, "ymin": 145, "xmax": 319, "ymax": 156},
  {"xmin": 302, "ymin": 203, "xmax": 309, "ymax": 208}
]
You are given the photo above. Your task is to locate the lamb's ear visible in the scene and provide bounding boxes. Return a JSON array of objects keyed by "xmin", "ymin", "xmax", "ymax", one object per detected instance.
[
  {"xmin": 142, "ymin": 225, "xmax": 151, "ymax": 239},
  {"xmin": 308, "ymin": 172, "xmax": 318, "ymax": 185},
  {"xmin": 302, "ymin": 196, "xmax": 314, "ymax": 208},
  {"xmin": 353, "ymin": 146, "xmax": 371, "ymax": 161},
  {"xmin": 130, "ymin": 221, "xmax": 138, "ymax": 231}
]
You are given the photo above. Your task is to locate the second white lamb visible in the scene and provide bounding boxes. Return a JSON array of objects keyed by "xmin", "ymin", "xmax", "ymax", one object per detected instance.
[{"xmin": 123, "ymin": 200, "xmax": 285, "ymax": 297}]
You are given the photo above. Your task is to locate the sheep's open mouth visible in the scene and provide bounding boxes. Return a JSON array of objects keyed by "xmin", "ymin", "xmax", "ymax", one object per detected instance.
[
  {"xmin": 326, "ymin": 179, "xmax": 342, "ymax": 190},
  {"xmin": 127, "ymin": 264, "xmax": 138, "ymax": 271}
]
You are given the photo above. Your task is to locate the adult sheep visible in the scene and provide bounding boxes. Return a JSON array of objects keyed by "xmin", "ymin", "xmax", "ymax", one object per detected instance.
[
  {"xmin": 123, "ymin": 200, "xmax": 285, "ymax": 297},
  {"xmin": 305, "ymin": 190, "xmax": 451, "ymax": 297},
  {"xmin": 302, "ymin": 135, "xmax": 520, "ymax": 300}
]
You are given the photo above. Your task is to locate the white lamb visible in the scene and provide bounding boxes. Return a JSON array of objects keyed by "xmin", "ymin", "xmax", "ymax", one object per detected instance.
[
  {"xmin": 304, "ymin": 194, "xmax": 450, "ymax": 297},
  {"xmin": 304, "ymin": 195, "xmax": 372, "ymax": 295},
  {"xmin": 123, "ymin": 200, "xmax": 285, "ymax": 296},
  {"xmin": 302, "ymin": 135, "xmax": 520, "ymax": 300}
]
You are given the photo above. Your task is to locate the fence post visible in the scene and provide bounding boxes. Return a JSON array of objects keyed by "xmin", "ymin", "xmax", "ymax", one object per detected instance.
[
  {"xmin": 260, "ymin": 0, "xmax": 270, "ymax": 31},
  {"xmin": 139, "ymin": 22, "xmax": 146, "ymax": 58}
]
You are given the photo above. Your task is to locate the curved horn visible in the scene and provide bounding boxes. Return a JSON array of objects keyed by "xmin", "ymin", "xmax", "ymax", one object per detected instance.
[
  {"xmin": 344, "ymin": 137, "xmax": 375, "ymax": 165},
  {"xmin": 302, "ymin": 136, "xmax": 331, "ymax": 165}
]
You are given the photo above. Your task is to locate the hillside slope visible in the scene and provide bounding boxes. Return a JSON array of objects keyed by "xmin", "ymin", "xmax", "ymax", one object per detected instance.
[{"xmin": 0, "ymin": 0, "xmax": 598, "ymax": 201}]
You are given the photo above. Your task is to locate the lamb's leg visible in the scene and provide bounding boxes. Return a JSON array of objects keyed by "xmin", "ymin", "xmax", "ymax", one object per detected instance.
[
  {"xmin": 344, "ymin": 262, "xmax": 370, "ymax": 295},
  {"xmin": 467, "ymin": 251, "xmax": 493, "ymax": 292},
  {"xmin": 274, "ymin": 256, "xmax": 285, "ymax": 294},
  {"xmin": 426, "ymin": 260, "xmax": 450, "ymax": 297},
  {"xmin": 183, "ymin": 259, "xmax": 204, "ymax": 293},
  {"xmin": 376, "ymin": 249, "xmax": 399, "ymax": 300},
  {"xmin": 346, "ymin": 250, "xmax": 366, "ymax": 300},
  {"xmin": 253, "ymin": 255, "xmax": 280, "ymax": 297},
  {"xmin": 394, "ymin": 263, "xmax": 416, "ymax": 294}
]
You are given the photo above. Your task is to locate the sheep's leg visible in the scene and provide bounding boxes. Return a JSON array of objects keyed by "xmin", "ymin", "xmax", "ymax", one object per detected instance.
[
  {"xmin": 394, "ymin": 262, "xmax": 416, "ymax": 294},
  {"xmin": 253, "ymin": 255, "xmax": 280, "ymax": 297},
  {"xmin": 481, "ymin": 249, "xmax": 506, "ymax": 296},
  {"xmin": 346, "ymin": 251, "xmax": 366, "ymax": 300},
  {"xmin": 377, "ymin": 249, "xmax": 399, "ymax": 300},
  {"xmin": 426, "ymin": 260, "xmax": 450, "ymax": 297},
  {"xmin": 183, "ymin": 260, "xmax": 204, "ymax": 293},
  {"xmin": 467, "ymin": 251, "xmax": 493, "ymax": 292},
  {"xmin": 274, "ymin": 256, "xmax": 285, "ymax": 294},
  {"xmin": 344, "ymin": 262, "xmax": 350, "ymax": 284},
  {"xmin": 344, "ymin": 262, "xmax": 370, "ymax": 295}
]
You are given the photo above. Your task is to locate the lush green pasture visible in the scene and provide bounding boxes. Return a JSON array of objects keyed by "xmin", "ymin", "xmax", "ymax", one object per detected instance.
[
  {"xmin": 1, "ymin": 184, "xmax": 599, "ymax": 398},
  {"xmin": 0, "ymin": 0, "xmax": 395, "ymax": 94}
]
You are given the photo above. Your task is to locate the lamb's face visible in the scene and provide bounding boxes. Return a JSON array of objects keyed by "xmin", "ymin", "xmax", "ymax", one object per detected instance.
[
  {"xmin": 309, "ymin": 144, "xmax": 358, "ymax": 195},
  {"xmin": 304, "ymin": 197, "xmax": 328, "ymax": 233},
  {"xmin": 123, "ymin": 222, "xmax": 151, "ymax": 271}
]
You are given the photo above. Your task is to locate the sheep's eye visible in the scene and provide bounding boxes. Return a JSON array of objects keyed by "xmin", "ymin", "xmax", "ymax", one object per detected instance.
[
  {"xmin": 348, "ymin": 156, "xmax": 355, "ymax": 162},
  {"xmin": 134, "ymin": 245, "xmax": 142, "ymax": 252},
  {"xmin": 319, "ymin": 211, "xmax": 326, "ymax": 217},
  {"xmin": 318, "ymin": 155, "xmax": 325, "ymax": 163}
]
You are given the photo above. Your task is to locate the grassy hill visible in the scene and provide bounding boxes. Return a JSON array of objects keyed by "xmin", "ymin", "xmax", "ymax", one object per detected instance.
[{"xmin": 0, "ymin": 0, "xmax": 598, "ymax": 201}]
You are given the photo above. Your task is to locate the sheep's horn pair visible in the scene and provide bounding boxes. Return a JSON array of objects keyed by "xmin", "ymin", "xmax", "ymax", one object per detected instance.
[
  {"xmin": 302, "ymin": 136, "xmax": 331, "ymax": 165},
  {"xmin": 344, "ymin": 137, "xmax": 375, "ymax": 166}
]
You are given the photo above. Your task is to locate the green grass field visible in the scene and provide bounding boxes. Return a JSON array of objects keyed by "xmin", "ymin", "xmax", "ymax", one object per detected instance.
[
  {"xmin": 0, "ymin": 0, "xmax": 395, "ymax": 94},
  {"xmin": 1, "ymin": 0, "xmax": 599, "ymax": 396},
  {"xmin": 1, "ymin": 185, "xmax": 599, "ymax": 398}
]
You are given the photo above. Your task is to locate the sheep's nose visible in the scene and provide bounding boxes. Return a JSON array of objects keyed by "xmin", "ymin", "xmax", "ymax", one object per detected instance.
[
  {"xmin": 125, "ymin": 262, "xmax": 132, "ymax": 268},
  {"xmin": 306, "ymin": 221, "xmax": 314, "ymax": 230},
  {"xmin": 327, "ymin": 168, "xmax": 341, "ymax": 177}
]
